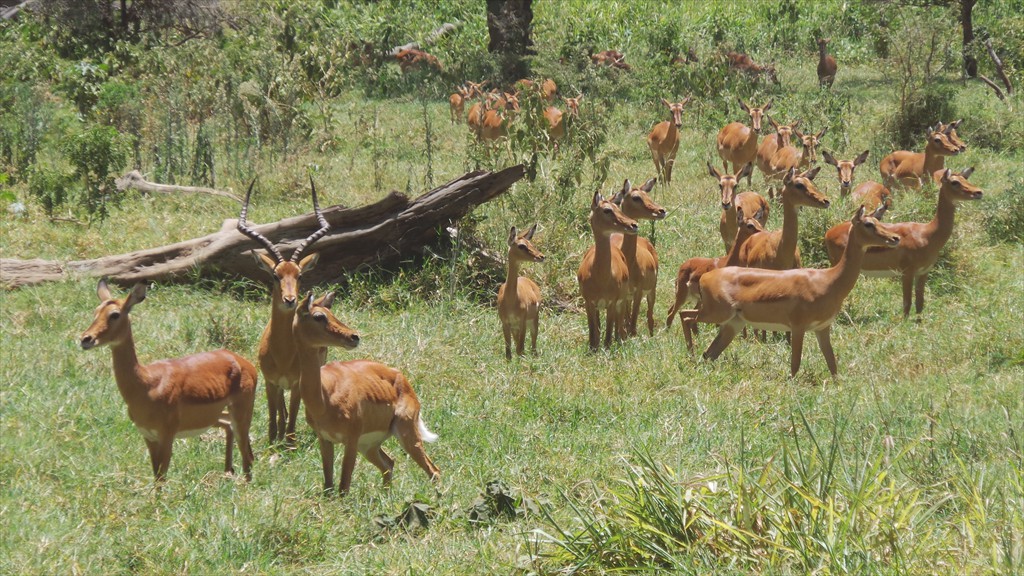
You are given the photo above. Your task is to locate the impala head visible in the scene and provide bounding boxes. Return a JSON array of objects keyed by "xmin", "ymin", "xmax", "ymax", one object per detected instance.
[
  {"xmin": 661, "ymin": 97, "xmax": 691, "ymax": 128},
  {"xmin": 793, "ymin": 127, "xmax": 827, "ymax": 163},
  {"xmin": 817, "ymin": 37, "xmax": 831, "ymax": 49},
  {"xmin": 292, "ymin": 292, "xmax": 360, "ymax": 350},
  {"xmin": 736, "ymin": 206, "xmax": 766, "ymax": 236},
  {"xmin": 822, "ymin": 149, "xmax": 869, "ymax": 194},
  {"xmin": 939, "ymin": 167, "xmax": 982, "ymax": 201},
  {"xmin": 939, "ymin": 119, "xmax": 967, "ymax": 152},
  {"xmin": 782, "ymin": 167, "xmax": 830, "ymax": 209},
  {"xmin": 612, "ymin": 178, "xmax": 666, "ymax": 221},
  {"xmin": 457, "ymin": 85, "xmax": 471, "ymax": 98},
  {"xmin": 80, "ymin": 279, "xmax": 146, "ymax": 350},
  {"xmin": 239, "ymin": 177, "xmax": 331, "ymax": 311},
  {"xmin": 708, "ymin": 162, "xmax": 753, "ymax": 210},
  {"xmin": 768, "ymin": 117, "xmax": 799, "ymax": 147},
  {"xmin": 926, "ymin": 124, "xmax": 962, "ymax": 157},
  {"xmin": 564, "ymin": 94, "xmax": 582, "ymax": 117},
  {"xmin": 764, "ymin": 64, "xmax": 780, "ymax": 86},
  {"xmin": 850, "ymin": 205, "xmax": 901, "ymax": 249},
  {"xmin": 739, "ymin": 98, "xmax": 771, "ymax": 133},
  {"xmin": 590, "ymin": 190, "xmax": 639, "ymax": 237},
  {"xmin": 508, "ymin": 224, "xmax": 545, "ymax": 263}
]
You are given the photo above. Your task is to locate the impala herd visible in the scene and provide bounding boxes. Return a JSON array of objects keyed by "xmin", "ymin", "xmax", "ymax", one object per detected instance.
[{"xmin": 78, "ymin": 58, "xmax": 985, "ymax": 494}]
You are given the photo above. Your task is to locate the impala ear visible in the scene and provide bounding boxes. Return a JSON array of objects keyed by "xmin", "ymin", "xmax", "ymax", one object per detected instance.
[
  {"xmin": 941, "ymin": 168, "xmax": 952, "ymax": 182},
  {"xmin": 314, "ymin": 291, "xmax": 336, "ymax": 309},
  {"xmin": 298, "ymin": 292, "xmax": 314, "ymax": 315},
  {"xmin": 854, "ymin": 150, "xmax": 870, "ymax": 166},
  {"xmin": 254, "ymin": 251, "xmax": 277, "ymax": 275},
  {"xmin": 822, "ymin": 150, "xmax": 838, "ymax": 167},
  {"xmin": 816, "ymin": 127, "xmax": 828, "ymax": 140},
  {"xmin": 621, "ymin": 178, "xmax": 631, "ymax": 195},
  {"xmin": 791, "ymin": 119, "xmax": 801, "ymax": 130},
  {"xmin": 524, "ymin": 223, "xmax": 537, "ymax": 241},
  {"xmin": 960, "ymin": 166, "xmax": 974, "ymax": 179},
  {"xmin": 804, "ymin": 166, "xmax": 822, "ymax": 181},
  {"xmin": 763, "ymin": 99, "xmax": 773, "ymax": 111},
  {"xmin": 641, "ymin": 178, "xmax": 657, "ymax": 192},
  {"xmin": 661, "ymin": 97, "xmax": 671, "ymax": 107},
  {"xmin": 738, "ymin": 162, "xmax": 753, "ymax": 180},
  {"xmin": 297, "ymin": 252, "xmax": 320, "ymax": 272},
  {"xmin": 768, "ymin": 116, "xmax": 780, "ymax": 130},
  {"xmin": 124, "ymin": 282, "xmax": 148, "ymax": 312},
  {"xmin": 681, "ymin": 96, "xmax": 692, "ymax": 106},
  {"xmin": 707, "ymin": 161, "xmax": 722, "ymax": 179},
  {"xmin": 738, "ymin": 98, "xmax": 750, "ymax": 112},
  {"xmin": 872, "ymin": 204, "xmax": 887, "ymax": 220},
  {"xmin": 754, "ymin": 207, "xmax": 765, "ymax": 222},
  {"xmin": 853, "ymin": 205, "xmax": 866, "ymax": 223},
  {"xmin": 784, "ymin": 167, "xmax": 797, "ymax": 184},
  {"xmin": 507, "ymin": 226, "xmax": 517, "ymax": 246},
  {"xmin": 735, "ymin": 205, "xmax": 745, "ymax": 224},
  {"xmin": 612, "ymin": 182, "xmax": 627, "ymax": 205},
  {"xmin": 592, "ymin": 190, "xmax": 603, "ymax": 209},
  {"xmin": 97, "ymin": 278, "xmax": 112, "ymax": 301}
]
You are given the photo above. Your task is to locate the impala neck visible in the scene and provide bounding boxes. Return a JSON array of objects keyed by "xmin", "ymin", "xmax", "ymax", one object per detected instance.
[
  {"xmin": 778, "ymin": 197, "xmax": 801, "ymax": 268},
  {"xmin": 829, "ymin": 232, "xmax": 870, "ymax": 299},
  {"xmin": 619, "ymin": 233, "xmax": 639, "ymax": 267},
  {"xmin": 504, "ymin": 257, "xmax": 523, "ymax": 292},
  {"xmin": 267, "ymin": 290, "xmax": 298, "ymax": 363},
  {"xmin": 818, "ymin": 44, "xmax": 828, "ymax": 60},
  {"xmin": 592, "ymin": 229, "xmax": 614, "ymax": 274},
  {"xmin": 724, "ymin": 233, "xmax": 747, "ymax": 266},
  {"xmin": 295, "ymin": 340, "xmax": 328, "ymax": 419},
  {"xmin": 107, "ymin": 324, "xmax": 147, "ymax": 404},
  {"xmin": 927, "ymin": 191, "xmax": 959, "ymax": 246},
  {"xmin": 922, "ymin": 146, "xmax": 947, "ymax": 174}
]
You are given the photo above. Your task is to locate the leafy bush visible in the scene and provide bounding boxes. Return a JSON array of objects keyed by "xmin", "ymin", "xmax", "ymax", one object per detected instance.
[
  {"xmin": 983, "ymin": 176, "xmax": 1024, "ymax": 245},
  {"xmin": 54, "ymin": 124, "xmax": 131, "ymax": 217}
]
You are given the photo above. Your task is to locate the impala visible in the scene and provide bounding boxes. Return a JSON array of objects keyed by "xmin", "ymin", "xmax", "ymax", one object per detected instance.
[
  {"xmin": 716, "ymin": 99, "xmax": 771, "ymax": 186},
  {"xmin": 823, "ymin": 149, "xmax": 892, "ymax": 212},
  {"xmin": 480, "ymin": 92, "xmax": 519, "ymax": 145},
  {"xmin": 817, "ymin": 38, "xmax": 837, "ymax": 87},
  {"xmin": 544, "ymin": 95, "xmax": 582, "ymax": 155},
  {"xmin": 879, "ymin": 123, "xmax": 962, "ymax": 189},
  {"xmin": 768, "ymin": 126, "xmax": 827, "ymax": 198},
  {"xmin": 448, "ymin": 85, "xmax": 470, "ymax": 124},
  {"xmin": 708, "ymin": 162, "xmax": 769, "ymax": 251},
  {"xmin": 237, "ymin": 178, "xmax": 331, "ymax": 446},
  {"xmin": 395, "ymin": 48, "xmax": 442, "ymax": 73},
  {"xmin": 577, "ymin": 190, "xmax": 640, "ymax": 351},
  {"xmin": 609, "ymin": 178, "xmax": 666, "ymax": 337},
  {"xmin": 498, "ymin": 224, "xmax": 545, "ymax": 359},
  {"xmin": 665, "ymin": 206, "xmax": 765, "ymax": 330},
  {"xmin": 726, "ymin": 51, "xmax": 780, "ymax": 85},
  {"xmin": 756, "ymin": 117, "xmax": 799, "ymax": 186},
  {"xmin": 79, "ymin": 279, "xmax": 257, "ymax": 481},
  {"xmin": 823, "ymin": 168, "xmax": 982, "ymax": 317},
  {"xmin": 647, "ymin": 97, "xmax": 691, "ymax": 184},
  {"xmin": 822, "ymin": 149, "xmax": 869, "ymax": 195},
  {"xmin": 678, "ymin": 206, "xmax": 901, "ymax": 376},
  {"xmin": 740, "ymin": 167, "xmax": 830, "ymax": 270},
  {"xmin": 292, "ymin": 293, "xmax": 440, "ymax": 495}
]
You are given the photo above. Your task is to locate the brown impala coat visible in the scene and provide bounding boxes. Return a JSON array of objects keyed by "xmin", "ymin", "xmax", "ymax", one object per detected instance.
[
  {"xmin": 708, "ymin": 162, "xmax": 769, "ymax": 251},
  {"xmin": 497, "ymin": 224, "xmax": 545, "ymax": 359},
  {"xmin": 609, "ymin": 178, "xmax": 666, "ymax": 337},
  {"xmin": 716, "ymin": 99, "xmax": 771, "ymax": 184},
  {"xmin": 756, "ymin": 118, "xmax": 799, "ymax": 183},
  {"xmin": 740, "ymin": 167, "xmax": 831, "ymax": 270},
  {"xmin": 647, "ymin": 97, "xmax": 690, "ymax": 184},
  {"xmin": 817, "ymin": 38, "xmax": 837, "ymax": 87},
  {"xmin": 879, "ymin": 123, "xmax": 962, "ymax": 189},
  {"xmin": 824, "ymin": 168, "xmax": 983, "ymax": 317}
]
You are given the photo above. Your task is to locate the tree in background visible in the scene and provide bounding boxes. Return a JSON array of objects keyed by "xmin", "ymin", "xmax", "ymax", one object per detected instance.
[{"xmin": 486, "ymin": 0, "xmax": 534, "ymax": 83}]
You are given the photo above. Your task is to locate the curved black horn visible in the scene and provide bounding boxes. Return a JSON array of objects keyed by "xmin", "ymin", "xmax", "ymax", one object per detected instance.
[
  {"xmin": 237, "ymin": 178, "xmax": 284, "ymax": 263},
  {"xmin": 290, "ymin": 176, "xmax": 332, "ymax": 263}
]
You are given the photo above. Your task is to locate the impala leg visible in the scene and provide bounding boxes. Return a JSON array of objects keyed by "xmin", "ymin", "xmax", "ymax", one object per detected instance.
[
  {"xmin": 529, "ymin": 315, "xmax": 539, "ymax": 356},
  {"xmin": 645, "ymin": 290, "xmax": 656, "ymax": 337},
  {"xmin": 285, "ymin": 388, "xmax": 301, "ymax": 447},
  {"xmin": 217, "ymin": 418, "xmax": 234, "ymax": 475},
  {"xmin": 396, "ymin": 419, "xmax": 441, "ymax": 481},
  {"xmin": 650, "ymin": 150, "xmax": 662, "ymax": 183},
  {"xmin": 318, "ymin": 437, "xmax": 335, "ymax": 493},
  {"xmin": 815, "ymin": 327, "xmax": 838, "ymax": 376},
  {"xmin": 914, "ymin": 273, "xmax": 928, "ymax": 315},
  {"xmin": 502, "ymin": 321, "xmax": 513, "ymax": 360},
  {"xmin": 603, "ymin": 304, "xmax": 615, "ymax": 349},
  {"xmin": 585, "ymin": 302, "xmax": 600, "ymax": 352},
  {"xmin": 704, "ymin": 321, "xmax": 741, "ymax": 361},
  {"xmin": 665, "ymin": 156, "xmax": 674, "ymax": 184},
  {"xmin": 145, "ymin": 438, "xmax": 162, "ymax": 480},
  {"xmin": 152, "ymin": 436, "xmax": 173, "ymax": 482},
  {"xmin": 629, "ymin": 292, "xmax": 643, "ymax": 337},
  {"xmin": 677, "ymin": 310, "xmax": 698, "ymax": 352},
  {"xmin": 361, "ymin": 444, "xmax": 394, "ymax": 486},
  {"xmin": 901, "ymin": 273, "xmax": 914, "ymax": 319},
  {"xmin": 228, "ymin": 398, "xmax": 255, "ymax": 481},
  {"xmin": 266, "ymin": 383, "xmax": 280, "ymax": 443},
  {"xmin": 790, "ymin": 330, "xmax": 805, "ymax": 376},
  {"xmin": 515, "ymin": 319, "xmax": 527, "ymax": 356},
  {"xmin": 339, "ymin": 440, "xmax": 359, "ymax": 495}
]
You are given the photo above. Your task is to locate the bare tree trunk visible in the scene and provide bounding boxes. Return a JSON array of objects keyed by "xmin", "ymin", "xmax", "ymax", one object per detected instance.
[
  {"xmin": 486, "ymin": 0, "xmax": 534, "ymax": 83},
  {"xmin": 1, "ymin": 166, "xmax": 525, "ymax": 289},
  {"xmin": 961, "ymin": 0, "xmax": 977, "ymax": 78}
]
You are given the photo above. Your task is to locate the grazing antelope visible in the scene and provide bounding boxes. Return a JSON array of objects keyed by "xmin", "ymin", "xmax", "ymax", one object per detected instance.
[
  {"xmin": 817, "ymin": 38, "xmax": 837, "ymax": 87},
  {"xmin": 609, "ymin": 178, "xmax": 666, "ymax": 337},
  {"xmin": 879, "ymin": 123, "xmax": 962, "ymax": 189},
  {"xmin": 756, "ymin": 117, "xmax": 799, "ymax": 184},
  {"xmin": 726, "ymin": 51, "xmax": 780, "ymax": 85},
  {"xmin": 497, "ymin": 224, "xmax": 545, "ymax": 359},
  {"xmin": 717, "ymin": 99, "xmax": 771, "ymax": 185},
  {"xmin": 823, "ymin": 168, "xmax": 982, "ymax": 318},
  {"xmin": 395, "ymin": 48, "xmax": 442, "ymax": 73},
  {"xmin": 292, "ymin": 293, "xmax": 440, "ymax": 495},
  {"xmin": 592, "ymin": 49, "xmax": 631, "ymax": 71},
  {"xmin": 708, "ymin": 162, "xmax": 769, "ymax": 251},
  {"xmin": 822, "ymin": 150, "xmax": 892, "ymax": 212},
  {"xmin": 678, "ymin": 206, "xmax": 901, "ymax": 376},
  {"xmin": 740, "ymin": 167, "xmax": 830, "ymax": 270},
  {"xmin": 544, "ymin": 95, "xmax": 582, "ymax": 155},
  {"xmin": 577, "ymin": 190, "xmax": 640, "ymax": 351},
  {"xmin": 665, "ymin": 206, "xmax": 765, "ymax": 330},
  {"xmin": 237, "ymin": 178, "xmax": 331, "ymax": 446},
  {"xmin": 479, "ymin": 92, "xmax": 519, "ymax": 146},
  {"xmin": 449, "ymin": 85, "xmax": 471, "ymax": 124},
  {"xmin": 79, "ymin": 279, "xmax": 257, "ymax": 481},
  {"xmin": 768, "ymin": 126, "xmax": 827, "ymax": 199},
  {"xmin": 517, "ymin": 77, "xmax": 558, "ymax": 101},
  {"xmin": 647, "ymin": 97, "xmax": 691, "ymax": 184}
]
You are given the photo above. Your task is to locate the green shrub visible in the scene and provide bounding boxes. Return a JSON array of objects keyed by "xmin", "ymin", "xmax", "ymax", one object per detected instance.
[
  {"xmin": 983, "ymin": 176, "xmax": 1024, "ymax": 245},
  {"xmin": 27, "ymin": 157, "xmax": 76, "ymax": 216},
  {"xmin": 59, "ymin": 124, "xmax": 131, "ymax": 217}
]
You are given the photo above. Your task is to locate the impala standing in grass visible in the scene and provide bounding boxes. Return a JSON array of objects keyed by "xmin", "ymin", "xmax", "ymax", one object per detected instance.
[{"xmin": 497, "ymin": 224, "xmax": 545, "ymax": 359}]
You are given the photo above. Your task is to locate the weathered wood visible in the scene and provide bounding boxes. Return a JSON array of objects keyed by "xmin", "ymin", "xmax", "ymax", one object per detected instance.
[
  {"xmin": 116, "ymin": 170, "xmax": 242, "ymax": 203},
  {"xmin": 976, "ymin": 74, "xmax": 1006, "ymax": 101},
  {"xmin": 1, "ymin": 166, "xmax": 525, "ymax": 289},
  {"xmin": 386, "ymin": 22, "xmax": 460, "ymax": 57},
  {"xmin": 984, "ymin": 38, "xmax": 1013, "ymax": 95}
]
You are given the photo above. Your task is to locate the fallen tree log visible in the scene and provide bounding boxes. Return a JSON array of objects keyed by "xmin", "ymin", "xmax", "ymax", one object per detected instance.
[
  {"xmin": 1, "ymin": 165, "xmax": 525, "ymax": 289},
  {"xmin": 115, "ymin": 170, "xmax": 243, "ymax": 203}
]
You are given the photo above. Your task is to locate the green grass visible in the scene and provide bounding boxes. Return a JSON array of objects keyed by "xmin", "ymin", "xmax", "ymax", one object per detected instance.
[{"xmin": 2, "ymin": 1, "xmax": 1024, "ymax": 573}]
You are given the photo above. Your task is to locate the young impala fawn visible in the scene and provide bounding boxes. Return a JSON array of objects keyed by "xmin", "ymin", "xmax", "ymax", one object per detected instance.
[
  {"xmin": 879, "ymin": 123, "xmax": 962, "ymax": 189},
  {"xmin": 647, "ymin": 97, "xmax": 690, "ymax": 184},
  {"xmin": 708, "ymin": 162, "xmax": 769, "ymax": 251},
  {"xmin": 610, "ymin": 178, "xmax": 666, "ymax": 337},
  {"xmin": 236, "ymin": 178, "xmax": 331, "ymax": 447},
  {"xmin": 497, "ymin": 224, "xmax": 545, "ymax": 359},
  {"xmin": 716, "ymin": 99, "xmax": 771, "ymax": 186},
  {"xmin": 739, "ymin": 167, "xmax": 831, "ymax": 270},
  {"xmin": 577, "ymin": 190, "xmax": 640, "ymax": 351},
  {"xmin": 824, "ymin": 168, "xmax": 983, "ymax": 318},
  {"xmin": 822, "ymin": 150, "xmax": 892, "ymax": 212},
  {"xmin": 678, "ymin": 206, "xmax": 901, "ymax": 376},
  {"xmin": 292, "ymin": 292, "xmax": 440, "ymax": 495},
  {"xmin": 79, "ymin": 280, "xmax": 257, "ymax": 481}
]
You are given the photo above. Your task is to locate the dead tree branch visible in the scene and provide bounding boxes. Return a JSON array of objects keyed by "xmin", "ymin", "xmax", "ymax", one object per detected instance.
[{"xmin": 115, "ymin": 171, "xmax": 242, "ymax": 203}]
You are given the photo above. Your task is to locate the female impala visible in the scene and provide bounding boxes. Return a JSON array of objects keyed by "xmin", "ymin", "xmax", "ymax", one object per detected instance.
[
  {"xmin": 768, "ymin": 126, "xmax": 827, "ymax": 198},
  {"xmin": 79, "ymin": 280, "xmax": 257, "ymax": 481},
  {"xmin": 577, "ymin": 190, "xmax": 640, "ymax": 351},
  {"xmin": 497, "ymin": 224, "xmax": 545, "ymax": 359},
  {"xmin": 292, "ymin": 293, "xmax": 440, "ymax": 495},
  {"xmin": 544, "ymin": 94, "xmax": 582, "ymax": 155},
  {"xmin": 678, "ymin": 206, "xmax": 901, "ymax": 376},
  {"xmin": 756, "ymin": 117, "xmax": 799, "ymax": 186},
  {"xmin": 716, "ymin": 99, "xmax": 771, "ymax": 186},
  {"xmin": 448, "ymin": 85, "xmax": 471, "ymax": 124},
  {"xmin": 817, "ymin": 38, "xmax": 837, "ymax": 87},
  {"xmin": 708, "ymin": 162, "xmax": 769, "ymax": 251},
  {"xmin": 879, "ymin": 123, "xmax": 962, "ymax": 189},
  {"xmin": 237, "ymin": 178, "xmax": 331, "ymax": 446},
  {"xmin": 740, "ymin": 167, "xmax": 830, "ymax": 270},
  {"xmin": 824, "ymin": 168, "xmax": 983, "ymax": 318},
  {"xmin": 647, "ymin": 97, "xmax": 691, "ymax": 184},
  {"xmin": 822, "ymin": 150, "xmax": 892, "ymax": 212},
  {"xmin": 665, "ymin": 207, "xmax": 765, "ymax": 330},
  {"xmin": 610, "ymin": 178, "xmax": 666, "ymax": 337}
]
